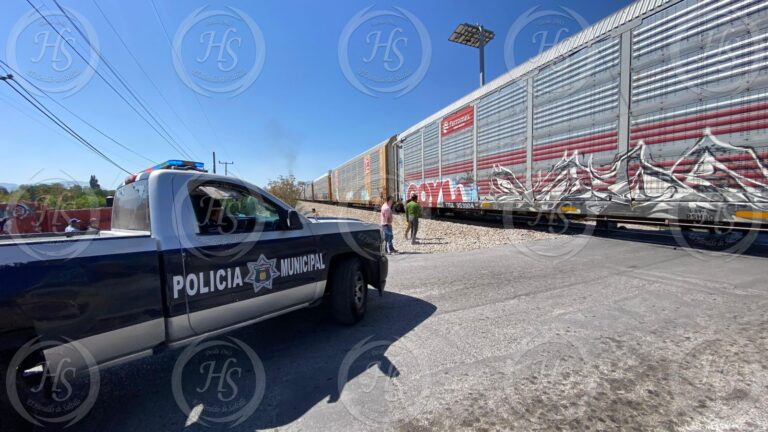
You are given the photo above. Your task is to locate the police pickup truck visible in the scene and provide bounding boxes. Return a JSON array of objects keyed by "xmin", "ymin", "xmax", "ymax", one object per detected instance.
[{"xmin": 0, "ymin": 161, "xmax": 387, "ymax": 427}]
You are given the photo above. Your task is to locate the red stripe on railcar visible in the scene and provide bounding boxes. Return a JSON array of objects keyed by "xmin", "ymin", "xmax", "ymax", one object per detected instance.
[
  {"xmin": 630, "ymin": 102, "xmax": 768, "ymax": 134},
  {"xmin": 631, "ymin": 121, "xmax": 768, "ymax": 146},
  {"xmin": 533, "ymin": 143, "xmax": 618, "ymax": 161},
  {"xmin": 533, "ymin": 131, "xmax": 617, "ymax": 152}
]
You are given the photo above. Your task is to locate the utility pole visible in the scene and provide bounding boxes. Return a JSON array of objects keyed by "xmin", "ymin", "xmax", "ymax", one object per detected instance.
[
  {"xmin": 218, "ymin": 160, "xmax": 234, "ymax": 176},
  {"xmin": 212, "ymin": 151, "xmax": 217, "ymax": 174}
]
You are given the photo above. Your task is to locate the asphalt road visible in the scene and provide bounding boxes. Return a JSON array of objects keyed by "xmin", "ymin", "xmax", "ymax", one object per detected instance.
[{"xmin": 52, "ymin": 232, "xmax": 768, "ymax": 431}]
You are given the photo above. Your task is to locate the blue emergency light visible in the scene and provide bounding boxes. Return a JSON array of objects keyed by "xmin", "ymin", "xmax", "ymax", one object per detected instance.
[
  {"xmin": 125, "ymin": 160, "xmax": 207, "ymax": 184},
  {"xmin": 145, "ymin": 160, "xmax": 206, "ymax": 172}
]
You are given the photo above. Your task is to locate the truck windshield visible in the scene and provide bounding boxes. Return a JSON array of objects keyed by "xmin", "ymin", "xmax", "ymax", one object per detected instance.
[{"xmin": 112, "ymin": 179, "xmax": 150, "ymax": 231}]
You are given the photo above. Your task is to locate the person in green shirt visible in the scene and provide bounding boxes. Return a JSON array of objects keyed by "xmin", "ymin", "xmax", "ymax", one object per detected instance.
[{"xmin": 405, "ymin": 194, "xmax": 422, "ymax": 244}]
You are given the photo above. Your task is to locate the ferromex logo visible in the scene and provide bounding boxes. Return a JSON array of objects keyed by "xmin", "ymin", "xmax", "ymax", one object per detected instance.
[
  {"xmin": 441, "ymin": 105, "xmax": 474, "ymax": 137},
  {"xmin": 172, "ymin": 253, "xmax": 326, "ymax": 298}
]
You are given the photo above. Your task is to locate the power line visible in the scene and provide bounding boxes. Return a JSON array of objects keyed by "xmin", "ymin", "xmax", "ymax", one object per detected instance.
[
  {"xmin": 149, "ymin": 0, "xmax": 241, "ymax": 175},
  {"xmin": 0, "ymin": 71, "xmax": 131, "ymax": 174},
  {"xmin": 51, "ymin": 0, "xmax": 198, "ymax": 161},
  {"xmin": 0, "ymin": 58, "xmax": 156, "ymax": 165},
  {"xmin": 89, "ymin": 0, "xmax": 208, "ymax": 159},
  {"xmin": 48, "ymin": 0, "xmax": 196, "ymax": 160},
  {"xmin": 2, "ymin": 72, "xmax": 129, "ymax": 173},
  {"xmin": 0, "ymin": 89, "xmax": 74, "ymax": 139},
  {"xmin": 25, "ymin": 0, "xmax": 194, "ymax": 160}
]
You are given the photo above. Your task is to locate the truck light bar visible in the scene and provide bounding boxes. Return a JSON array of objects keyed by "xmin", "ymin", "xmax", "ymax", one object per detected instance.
[
  {"xmin": 125, "ymin": 160, "xmax": 207, "ymax": 184},
  {"xmin": 143, "ymin": 160, "xmax": 206, "ymax": 172}
]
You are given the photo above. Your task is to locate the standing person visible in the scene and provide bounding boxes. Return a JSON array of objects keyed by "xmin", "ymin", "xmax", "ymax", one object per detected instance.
[
  {"xmin": 404, "ymin": 196, "xmax": 412, "ymax": 240},
  {"xmin": 87, "ymin": 218, "xmax": 100, "ymax": 234},
  {"xmin": 405, "ymin": 193, "xmax": 422, "ymax": 244},
  {"xmin": 64, "ymin": 218, "xmax": 82, "ymax": 233},
  {"xmin": 380, "ymin": 196, "xmax": 397, "ymax": 254}
]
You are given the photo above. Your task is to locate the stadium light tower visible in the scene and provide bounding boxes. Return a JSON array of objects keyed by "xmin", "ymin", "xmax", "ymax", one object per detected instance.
[{"xmin": 449, "ymin": 23, "xmax": 495, "ymax": 87}]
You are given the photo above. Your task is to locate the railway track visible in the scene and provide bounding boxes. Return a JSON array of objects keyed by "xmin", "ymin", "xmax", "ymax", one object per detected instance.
[
  {"xmin": 432, "ymin": 210, "xmax": 768, "ymax": 258},
  {"xmin": 302, "ymin": 201, "xmax": 768, "ymax": 258}
]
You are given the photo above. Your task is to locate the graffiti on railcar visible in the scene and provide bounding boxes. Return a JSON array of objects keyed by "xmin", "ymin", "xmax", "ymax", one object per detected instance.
[
  {"xmin": 490, "ymin": 129, "xmax": 768, "ymax": 221},
  {"xmin": 405, "ymin": 178, "xmax": 478, "ymax": 207}
]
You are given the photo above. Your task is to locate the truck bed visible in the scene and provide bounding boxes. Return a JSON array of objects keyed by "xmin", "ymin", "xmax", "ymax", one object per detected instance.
[
  {"xmin": 0, "ymin": 229, "xmax": 147, "ymax": 247},
  {"xmin": 0, "ymin": 231, "xmax": 165, "ymax": 367}
]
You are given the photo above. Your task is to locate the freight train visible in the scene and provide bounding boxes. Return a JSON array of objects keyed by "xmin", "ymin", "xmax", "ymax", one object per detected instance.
[{"xmin": 305, "ymin": 0, "xmax": 768, "ymax": 229}]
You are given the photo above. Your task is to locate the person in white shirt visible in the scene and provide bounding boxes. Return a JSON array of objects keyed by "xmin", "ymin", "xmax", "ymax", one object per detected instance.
[
  {"xmin": 64, "ymin": 218, "xmax": 82, "ymax": 233},
  {"xmin": 380, "ymin": 196, "xmax": 397, "ymax": 254}
]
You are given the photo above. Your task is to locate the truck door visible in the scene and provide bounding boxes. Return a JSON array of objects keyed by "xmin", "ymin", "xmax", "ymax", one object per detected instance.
[{"xmin": 173, "ymin": 178, "xmax": 322, "ymax": 336}]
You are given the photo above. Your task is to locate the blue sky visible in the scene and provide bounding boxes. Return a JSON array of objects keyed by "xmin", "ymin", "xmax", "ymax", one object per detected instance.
[{"xmin": 0, "ymin": 0, "xmax": 633, "ymax": 189}]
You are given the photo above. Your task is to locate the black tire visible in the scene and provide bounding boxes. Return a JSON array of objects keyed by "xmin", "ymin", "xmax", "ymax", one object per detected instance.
[{"xmin": 330, "ymin": 257, "xmax": 367, "ymax": 325}]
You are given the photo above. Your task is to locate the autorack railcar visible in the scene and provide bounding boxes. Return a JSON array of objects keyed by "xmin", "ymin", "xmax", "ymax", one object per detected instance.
[
  {"xmin": 309, "ymin": 0, "xmax": 768, "ymax": 228},
  {"xmin": 312, "ymin": 172, "xmax": 333, "ymax": 202},
  {"xmin": 326, "ymin": 137, "xmax": 398, "ymax": 208}
]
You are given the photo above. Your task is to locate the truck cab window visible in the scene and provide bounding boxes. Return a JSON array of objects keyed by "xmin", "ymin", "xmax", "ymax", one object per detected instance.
[
  {"xmin": 112, "ymin": 180, "xmax": 150, "ymax": 231},
  {"xmin": 190, "ymin": 182, "xmax": 282, "ymax": 234}
]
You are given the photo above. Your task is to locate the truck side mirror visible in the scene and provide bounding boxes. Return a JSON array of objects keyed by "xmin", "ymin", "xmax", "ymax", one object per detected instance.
[{"xmin": 286, "ymin": 209, "xmax": 302, "ymax": 230}]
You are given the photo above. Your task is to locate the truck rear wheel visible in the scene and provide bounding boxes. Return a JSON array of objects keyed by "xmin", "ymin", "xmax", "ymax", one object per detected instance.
[{"xmin": 330, "ymin": 257, "xmax": 367, "ymax": 325}]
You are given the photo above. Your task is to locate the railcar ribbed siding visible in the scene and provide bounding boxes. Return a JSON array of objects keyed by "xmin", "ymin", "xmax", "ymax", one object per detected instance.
[
  {"xmin": 476, "ymin": 83, "xmax": 528, "ymax": 198},
  {"xmin": 630, "ymin": 0, "xmax": 768, "ymax": 201},
  {"xmin": 440, "ymin": 122, "xmax": 474, "ymax": 173},
  {"xmin": 370, "ymin": 149, "xmax": 381, "ymax": 202},
  {"xmin": 403, "ymin": 131, "xmax": 423, "ymax": 183},
  {"xmin": 313, "ymin": 174, "xmax": 331, "ymax": 202},
  {"xmin": 329, "ymin": 144, "xmax": 388, "ymax": 205},
  {"xmin": 532, "ymin": 36, "xmax": 621, "ymax": 195},
  {"xmin": 335, "ymin": 153, "xmax": 365, "ymax": 203},
  {"xmin": 423, "ymin": 122, "xmax": 439, "ymax": 178}
]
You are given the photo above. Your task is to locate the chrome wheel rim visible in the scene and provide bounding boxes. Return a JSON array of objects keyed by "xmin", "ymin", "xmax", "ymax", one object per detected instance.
[{"xmin": 353, "ymin": 272, "xmax": 365, "ymax": 308}]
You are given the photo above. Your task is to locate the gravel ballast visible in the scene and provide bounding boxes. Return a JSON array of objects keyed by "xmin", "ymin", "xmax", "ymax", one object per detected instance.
[{"xmin": 296, "ymin": 201, "xmax": 564, "ymax": 254}]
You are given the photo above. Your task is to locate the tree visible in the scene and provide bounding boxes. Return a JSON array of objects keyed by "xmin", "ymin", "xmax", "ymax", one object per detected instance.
[
  {"xmin": 266, "ymin": 175, "xmax": 301, "ymax": 207},
  {"xmin": 89, "ymin": 175, "xmax": 101, "ymax": 190},
  {"xmin": 7, "ymin": 182, "xmax": 114, "ymax": 210}
]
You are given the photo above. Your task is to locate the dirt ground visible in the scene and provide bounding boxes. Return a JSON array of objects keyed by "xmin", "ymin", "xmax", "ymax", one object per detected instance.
[{"xmin": 296, "ymin": 201, "xmax": 563, "ymax": 254}]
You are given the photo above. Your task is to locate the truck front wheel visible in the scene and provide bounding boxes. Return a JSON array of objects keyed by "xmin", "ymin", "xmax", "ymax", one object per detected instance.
[{"xmin": 329, "ymin": 257, "xmax": 367, "ymax": 325}]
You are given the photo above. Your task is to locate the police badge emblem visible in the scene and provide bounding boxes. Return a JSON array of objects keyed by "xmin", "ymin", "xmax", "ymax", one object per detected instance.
[{"xmin": 244, "ymin": 254, "xmax": 280, "ymax": 293}]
